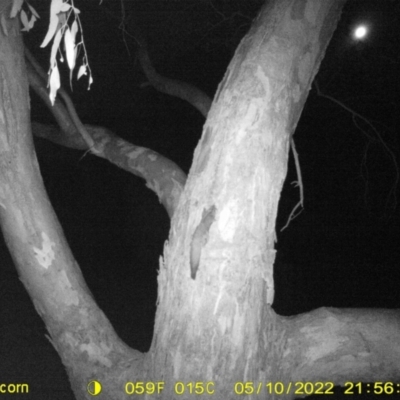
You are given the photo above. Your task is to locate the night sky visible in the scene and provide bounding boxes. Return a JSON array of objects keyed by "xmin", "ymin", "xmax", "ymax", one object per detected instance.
[{"xmin": 1, "ymin": 1, "xmax": 400, "ymax": 398}]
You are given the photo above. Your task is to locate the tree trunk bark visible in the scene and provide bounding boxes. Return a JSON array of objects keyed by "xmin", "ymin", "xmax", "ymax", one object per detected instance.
[
  {"xmin": 149, "ymin": 0, "xmax": 347, "ymax": 398},
  {"xmin": 0, "ymin": 5, "xmax": 142, "ymax": 400},
  {"xmin": 5, "ymin": 1, "xmax": 400, "ymax": 399}
]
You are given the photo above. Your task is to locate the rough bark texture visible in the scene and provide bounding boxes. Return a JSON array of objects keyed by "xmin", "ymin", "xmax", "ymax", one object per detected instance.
[
  {"xmin": 0, "ymin": 6, "xmax": 143, "ymax": 400},
  {"xmin": 147, "ymin": 1, "xmax": 399, "ymax": 399},
  {"xmin": 2, "ymin": 0, "xmax": 400, "ymax": 399}
]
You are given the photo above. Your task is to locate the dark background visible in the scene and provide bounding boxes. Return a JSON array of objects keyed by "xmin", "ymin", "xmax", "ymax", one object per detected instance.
[{"xmin": 1, "ymin": 1, "xmax": 399, "ymax": 398}]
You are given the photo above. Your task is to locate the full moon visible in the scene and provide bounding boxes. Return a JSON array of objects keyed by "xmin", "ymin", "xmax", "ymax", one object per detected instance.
[{"xmin": 353, "ymin": 25, "xmax": 368, "ymax": 40}]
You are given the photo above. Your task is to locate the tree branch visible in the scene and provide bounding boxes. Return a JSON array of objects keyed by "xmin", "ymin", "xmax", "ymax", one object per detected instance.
[
  {"xmin": 26, "ymin": 47, "xmax": 186, "ymax": 218},
  {"xmin": 134, "ymin": 32, "xmax": 212, "ymax": 118}
]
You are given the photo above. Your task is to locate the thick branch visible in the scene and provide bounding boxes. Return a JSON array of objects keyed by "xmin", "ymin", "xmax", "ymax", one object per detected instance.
[
  {"xmin": 136, "ymin": 38, "xmax": 212, "ymax": 118},
  {"xmin": 282, "ymin": 307, "xmax": 400, "ymax": 383},
  {"xmin": 0, "ymin": 13, "xmax": 144, "ymax": 398},
  {"xmin": 26, "ymin": 52, "xmax": 186, "ymax": 218}
]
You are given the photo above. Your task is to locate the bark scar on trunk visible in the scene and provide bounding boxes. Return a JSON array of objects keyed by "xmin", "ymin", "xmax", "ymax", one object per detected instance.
[{"xmin": 190, "ymin": 205, "xmax": 217, "ymax": 280}]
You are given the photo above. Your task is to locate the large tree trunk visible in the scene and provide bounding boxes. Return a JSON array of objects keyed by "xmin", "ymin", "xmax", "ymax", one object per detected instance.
[
  {"xmin": 149, "ymin": 0, "xmax": 344, "ymax": 393},
  {"xmin": 0, "ymin": 4, "xmax": 142, "ymax": 399},
  {"xmin": 148, "ymin": 0, "xmax": 400, "ymax": 398},
  {"xmin": 2, "ymin": 1, "xmax": 400, "ymax": 399}
]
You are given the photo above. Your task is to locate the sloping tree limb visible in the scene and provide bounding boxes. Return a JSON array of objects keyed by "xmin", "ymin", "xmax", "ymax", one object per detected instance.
[
  {"xmin": 25, "ymin": 47, "xmax": 186, "ymax": 218},
  {"xmin": 134, "ymin": 31, "xmax": 212, "ymax": 118},
  {"xmin": 0, "ymin": 15, "xmax": 145, "ymax": 398}
]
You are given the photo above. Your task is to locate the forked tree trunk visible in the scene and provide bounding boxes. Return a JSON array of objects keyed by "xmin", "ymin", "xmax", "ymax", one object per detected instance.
[{"xmin": 2, "ymin": 1, "xmax": 400, "ymax": 400}]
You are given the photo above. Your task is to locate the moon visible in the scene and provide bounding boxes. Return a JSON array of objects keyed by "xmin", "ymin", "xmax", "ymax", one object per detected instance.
[{"xmin": 353, "ymin": 24, "xmax": 368, "ymax": 41}]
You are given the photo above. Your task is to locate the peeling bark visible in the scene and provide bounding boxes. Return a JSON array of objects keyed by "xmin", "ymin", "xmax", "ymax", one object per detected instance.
[{"xmin": 2, "ymin": 1, "xmax": 400, "ymax": 399}]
